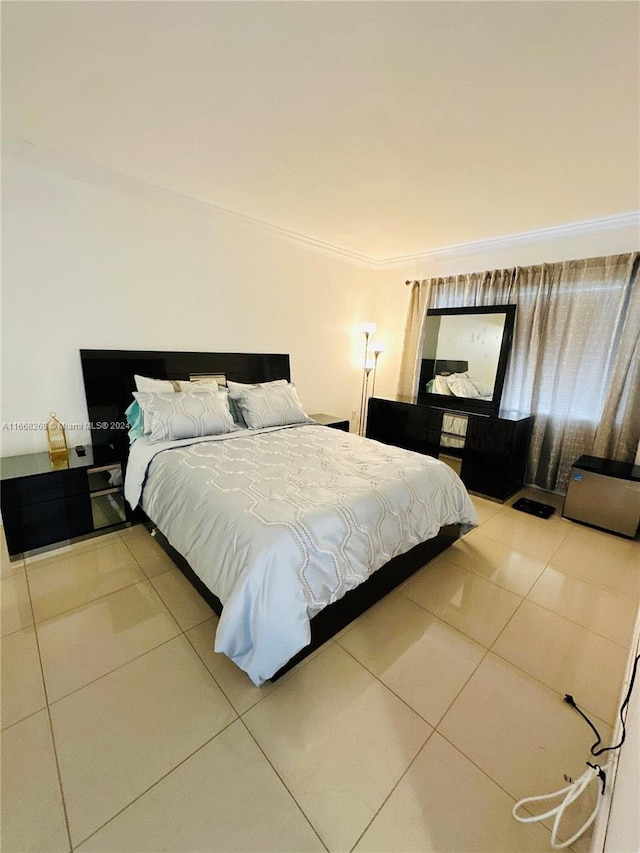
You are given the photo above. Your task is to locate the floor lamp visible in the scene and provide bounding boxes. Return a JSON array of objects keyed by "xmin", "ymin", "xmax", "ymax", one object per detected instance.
[
  {"xmin": 370, "ymin": 342, "xmax": 384, "ymax": 400},
  {"xmin": 358, "ymin": 322, "xmax": 376, "ymax": 436},
  {"xmin": 361, "ymin": 342, "xmax": 384, "ymax": 436}
]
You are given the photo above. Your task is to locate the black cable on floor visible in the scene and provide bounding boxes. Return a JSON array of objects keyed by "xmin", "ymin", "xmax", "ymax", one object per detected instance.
[{"xmin": 564, "ymin": 653, "xmax": 639, "ymax": 757}]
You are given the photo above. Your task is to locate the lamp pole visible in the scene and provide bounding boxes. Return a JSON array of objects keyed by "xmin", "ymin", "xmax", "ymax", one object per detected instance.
[{"xmin": 358, "ymin": 323, "xmax": 376, "ymax": 436}]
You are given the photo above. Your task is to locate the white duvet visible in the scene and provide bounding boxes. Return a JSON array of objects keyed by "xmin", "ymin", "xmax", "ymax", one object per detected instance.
[{"xmin": 125, "ymin": 424, "xmax": 477, "ymax": 685}]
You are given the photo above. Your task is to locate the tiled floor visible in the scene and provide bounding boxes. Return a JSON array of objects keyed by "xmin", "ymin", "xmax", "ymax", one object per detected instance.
[{"xmin": 1, "ymin": 488, "xmax": 638, "ymax": 852}]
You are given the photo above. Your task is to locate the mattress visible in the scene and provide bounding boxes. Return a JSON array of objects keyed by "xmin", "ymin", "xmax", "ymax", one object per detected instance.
[{"xmin": 125, "ymin": 424, "xmax": 478, "ymax": 684}]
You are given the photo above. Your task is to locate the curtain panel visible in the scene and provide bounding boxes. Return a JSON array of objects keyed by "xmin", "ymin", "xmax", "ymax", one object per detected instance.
[{"xmin": 399, "ymin": 253, "xmax": 640, "ymax": 492}]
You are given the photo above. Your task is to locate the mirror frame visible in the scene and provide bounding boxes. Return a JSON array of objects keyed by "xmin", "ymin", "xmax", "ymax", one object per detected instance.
[{"xmin": 417, "ymin": 304, "xmax": 516, "ymax": 415}]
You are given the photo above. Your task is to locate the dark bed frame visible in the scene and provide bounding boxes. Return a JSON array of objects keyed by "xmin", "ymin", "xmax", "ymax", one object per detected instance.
[{"xmin": 80, "ymin": 349, "xmax": 461, "ymax": 681}]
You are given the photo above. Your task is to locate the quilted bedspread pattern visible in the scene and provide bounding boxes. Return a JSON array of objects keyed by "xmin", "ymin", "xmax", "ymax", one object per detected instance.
[{"xmin": 128, "ymin": 425, "xmax": 478, "ymax": 684}]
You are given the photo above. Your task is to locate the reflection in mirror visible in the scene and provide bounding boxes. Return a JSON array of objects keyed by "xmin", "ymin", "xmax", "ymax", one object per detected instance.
[{"xmin": 417, "ymin": 305, "xmax": 516, "ymax": 413}]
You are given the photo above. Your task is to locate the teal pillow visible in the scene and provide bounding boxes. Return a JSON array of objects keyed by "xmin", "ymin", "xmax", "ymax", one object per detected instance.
[{"xmin": 125, "ymin": 400, "xmax": 145, "ymax": 444}]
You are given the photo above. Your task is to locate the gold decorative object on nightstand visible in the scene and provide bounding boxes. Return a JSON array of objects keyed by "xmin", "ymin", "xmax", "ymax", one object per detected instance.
[{"xmin": 46, "ymin": 412, "xmax": 68, "ymax": 464}]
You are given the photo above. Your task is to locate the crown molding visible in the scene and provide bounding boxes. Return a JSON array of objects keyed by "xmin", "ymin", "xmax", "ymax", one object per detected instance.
[
  {"xmin": 376, "ymin": 211, "xmax": 640, "ymax": 270},
  {"xmin": 5, "ymin": 138, "xmax": 638, "ymax": 272},
  {"xmin": 3, "ymin": 137, "xmax": 378, "ymax": 270}
]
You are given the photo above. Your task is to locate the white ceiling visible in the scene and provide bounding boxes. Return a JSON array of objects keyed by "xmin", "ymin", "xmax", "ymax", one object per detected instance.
[{"xmin": 3, "ymin": 1, "xmax": 639, "ymax": 261}]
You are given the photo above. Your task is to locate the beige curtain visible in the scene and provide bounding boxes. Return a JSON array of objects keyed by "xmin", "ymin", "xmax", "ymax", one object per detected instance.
[
  {"xmin": 400, "ymin": 253, "xmax": 640, "ymax": 492},
  {"xmin": 397, "ymin": 280, "xmax": 432, "ymax": 399}
]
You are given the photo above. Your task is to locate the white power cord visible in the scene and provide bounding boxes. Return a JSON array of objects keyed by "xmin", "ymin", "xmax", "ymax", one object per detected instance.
[{"xmin": 512, "ymin": 761, "xmax": 611, "ymax": 849}]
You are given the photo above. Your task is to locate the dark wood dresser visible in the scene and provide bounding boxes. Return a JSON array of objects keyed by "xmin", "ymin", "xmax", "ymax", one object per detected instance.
[{"xmin": 366, "ymin": 396, "xmax": 534, "ymax": 502}]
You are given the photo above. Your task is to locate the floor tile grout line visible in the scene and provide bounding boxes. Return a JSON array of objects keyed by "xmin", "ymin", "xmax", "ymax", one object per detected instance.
[
  {"xmin": 119, "ymin": 531, "xmax": 176, "ymax": 579},
  {"xmin": 335, "ymin": 641, "xmax": 437, "ymax": 728},
  {"xmin": 184, "ymin": 625, "xmax": 298, "ymax": 717},
  {"xmin": 396, "ymin": 577, "xmax": 521, "ymax": 652},
  {"xmin": 4, "ymin": 509, "xmax": 633, "ymax": 850},
  {"xmin": 335, "ymin": 620, "xmax": 489, "ymax": 732},
  {"xmin": 182, "ymin": 624, "xmax": 250, "ymax": 716},
  {"xmin": 43, "ymin": 631, "xmax": 183, "ymax": 709},
  {"xmin": 435, "ymin": 723, "xmax": 596, "ymax": 849},
  {"xmin": 0, "ymin": 703, "xmax": 49, "ymax": 734},
  {"xmin": 534, "ymin": 557, "xmax": 640, "ymax": 602},
  {"xmin": 436, "ymin": 547, "xmax": 546, "ymax": 599},
  {"xmin": 348, "ymin": 727, "xmax": 437, "ymax": 852},
  {"xmin": 238, "ymin": 717, "xmax": 330, "ymax": 853},
  {"xmin": 433, "ymin": 728, "xmax": 557, "ymax": 835},
  {"xmin": 490, "ymin": 593, "xmax": 632, "ymax": 676},
  {"xmin": 28, "ymin": 573, "xmax": 153, "ymax": 628},
  {"xmin": 486, "ymin": 586, "xmax": 532, "ymax": 653},
  {"xmin": 0, "ymin": 563, "xmax": 26, "ymax": 580},
  {"xmin": 520, "ymin": 592, "xmax": 635, "ymax": 652},
  {"xmin": 146, "ymin": 583, "xmax": 216, "ymax": 635},
  {"xmin": 478, "ymin": 584, "xmax": 621, "ymax": 721},
  {"xmin": 54, "ymin": 615, "xmax": 238, "ymax": 848},
  {"xmin": 21, "ymin": 532, "xmax": 125, "ymax": 568},
  {"xmin": 469, "ymin": 524, "xmax": 570, "ymax": 566},
  {"xmin": 429, "ymin": 645, "xmax": 491, "ymax": 732},
  {"xmin": 22, "ymin": 561, "xmax": 74, "ymax": 853},
  {"xmin": 70, "ymin": 716, "xmax": 240, "ymax": 850},
  {"xmin": 487, "ymin": 646, "xmax": 617, "ymax": 731}
]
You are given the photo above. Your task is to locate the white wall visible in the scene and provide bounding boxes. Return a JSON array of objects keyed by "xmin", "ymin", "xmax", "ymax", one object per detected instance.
[
  {"xmin": 1, "ymin": 155, "xmax": 373, "ymax": 456},
  {"xmin": 2, "ymin": 153, "xmax": 637, "ymax": 458},
  {"xmin": 371, "ymin": 224, "xmax": 640, "ymax": 402}
]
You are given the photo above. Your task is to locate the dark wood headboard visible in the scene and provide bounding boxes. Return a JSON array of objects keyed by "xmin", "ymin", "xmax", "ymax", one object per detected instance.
[{"xmin": 80, "ymin": 349, "xmax": 290, "ymax": 456}]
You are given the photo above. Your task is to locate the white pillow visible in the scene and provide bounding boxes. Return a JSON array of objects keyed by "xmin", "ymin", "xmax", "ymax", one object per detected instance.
[
  {"xmin": 133, "ymin": 390, "xmax": 236, "ymax": 443},
  {"xmin": 468, "ymin": 376, "xmax": 494, "ymax": 398},
  {"xmin": 133, "ymin": 375, "xmax": 220, "ymax": 432},
  {"xmin": 226, "ymin": 379, "xmax": 288, "ymax": 397},
  {"xmin": 234, "ymin": 384, "xmax": 312, "ymax": 430},
  {"xmin": 433, "ymin": 375, "xmax": 454, "ymax": 395},
  {"xmin": 134, "ymin": 374, "xmax": 177, "ymax": 393},
  {"xmin": 226, "ymin": 379, "xmax": 288, "ymax": 427},
  {"xmin": 446, "ymin": 373, "xmax": 481, "ymax": 398}
]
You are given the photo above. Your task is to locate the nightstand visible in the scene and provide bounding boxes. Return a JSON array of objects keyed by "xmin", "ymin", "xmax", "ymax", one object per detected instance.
[
  {"xmin": 0, "ymin": 445, "xmax": 129, "ymax": 559},
  {"xmin": 310, "ymin": 413, "xmax": 350, "ymax": 432}
]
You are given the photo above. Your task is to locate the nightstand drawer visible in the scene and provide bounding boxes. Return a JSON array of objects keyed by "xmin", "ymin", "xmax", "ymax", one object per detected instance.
[
  {"xmin": 1, "ymin": 468, "xmax": 88, "ymax": 508},
  {"xmin": 2, "ymin": 495, "xmax": 93, "ymax": 555}
]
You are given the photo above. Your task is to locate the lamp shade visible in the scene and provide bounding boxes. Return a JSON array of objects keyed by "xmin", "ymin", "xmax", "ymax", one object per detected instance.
[
  {"xmin": 360, "ymin": 322, "xmax": 377, "ymax": 336},
  {"xmin": 371, "ymin": 341, "xmax": 385, "ymax": 355}
]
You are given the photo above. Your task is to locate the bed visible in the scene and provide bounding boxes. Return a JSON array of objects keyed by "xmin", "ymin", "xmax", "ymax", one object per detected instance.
[{"xmin": 81, "ymin": 349, "xmax": 478, "ymax": 685}]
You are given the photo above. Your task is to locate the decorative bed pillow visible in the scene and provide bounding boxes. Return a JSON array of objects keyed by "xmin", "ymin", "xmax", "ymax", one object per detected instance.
[
  {"xmin": 226, "ymin": 379, "xmax": 288, "ymax": 397},
  {"xmin": 226, "ymin": 379, "xmax": 288, "ymax": 426},
  {"xmin": 234, "ymin": 384, "xmax": 311, "ymax": 430},
  {"xmin": 133, "ymin": 375, "xmax": 221, "ymax": 433},
  {"xmin": 134, "ymin": 374, "xmax": 178, "ymax": 393},
  {"xmin": 433, "ymin": 375, "xmax": 454, "ymax": 395},
  {"xmin": 135, "ymin": 373, "xmax": 220, "ymax": 394},
  {"xmin": 468, "ymin": 376, "xmax": 494, "ymax": 397},
  {"xmin": 446, "ymin": 372, "xmax": 481, "ymax": 398},
  {"xmin": 134, "ymin": 391, "xmax": 236, "ymax": 443},
  {"xmin": 125, "ymin": 400, "xmax": 145, "ymax": 444}
]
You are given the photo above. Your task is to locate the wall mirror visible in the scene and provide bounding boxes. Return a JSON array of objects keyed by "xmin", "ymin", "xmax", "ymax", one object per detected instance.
[{"xmin": 417, "ymin": 305, "xmax": 516, "ymax": 414}]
